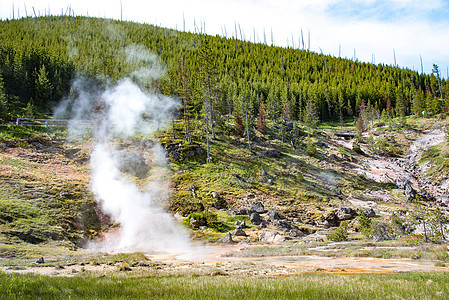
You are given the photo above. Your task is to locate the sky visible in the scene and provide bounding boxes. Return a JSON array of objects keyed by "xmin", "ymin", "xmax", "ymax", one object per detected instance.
[{"xmin": 1, "ymin": 0, "xmax": 448, "ymax": 78}]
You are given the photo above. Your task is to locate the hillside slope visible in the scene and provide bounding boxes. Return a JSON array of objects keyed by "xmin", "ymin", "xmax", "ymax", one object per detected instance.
[{"xmin": 1, "ymin": 117, "xmax": 448, "ymax": 256}]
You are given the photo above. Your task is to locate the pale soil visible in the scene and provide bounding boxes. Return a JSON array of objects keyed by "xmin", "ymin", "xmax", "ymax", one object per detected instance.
[
  {"xmin": 2, "ymin": 244, "xmax": 448, "ymax": 277},
  {"xmin": 336, "ymin": 127, "xmax": 448, "ymax": 214}
]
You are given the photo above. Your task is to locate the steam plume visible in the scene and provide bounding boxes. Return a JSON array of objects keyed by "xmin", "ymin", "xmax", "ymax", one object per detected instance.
[{"xmin": 55, "ymin": 64, "xmax": 190, "ymax": 254}]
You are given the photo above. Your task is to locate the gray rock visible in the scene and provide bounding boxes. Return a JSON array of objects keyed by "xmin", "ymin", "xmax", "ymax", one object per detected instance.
[
  {"xmin": 335, "ymin": 207, "xmax": 356, "ymax": 220},
  {"xmin": 273, "ymin": 219, "xmax": 297, "ymax": 232},
  {"xmin": 237, "ymin": 220, "xmax": 247, "ymax": 229},
  {"xmin": 258, "ymin": 230, "xmax": 279, "ymax": 243},
  {"xmin": 267, "ymin": 179, "xmax": 274, "ymax": 186},
  {"xmin": 259, "ymin": 230, "xmax": 287, "ymax": 244},
  {"xmin": 118, "ymin": 151, "xmax": 150, "ymax": 178},
  {"xmin": 35, "ymin": 257, "xmax": 45, "ymax": 264},
  {"xmin": 268, "ymin": 210, "xmax": 283, "ymax": 221},
  {"xmin": 232, "ymin": 228, "xmax": 247, "ymax": 236},
  {"xmin": 250, "ymin": 212, "xmax": 262, "ymax": 224},
  {"xmin": 251, "ymin": 202, "xmax": 266, "ymax": 214},
  {"xmin": 323, "ymin": 212, "xmax": 339, "ymax": 227},
  {"xmin": 238, "ymin": 208, "xmax": 255, "ymax": 215},
  {"xmin": 289, "ymin": 229, "xmax": 305, "ymax": 238},
  {"xmin": 217, "ymin": 232, "xmax": 234, "ymax": 243},
  {"xmin": 190, "ymin": 218, "xmax": 206, "ymax": 228}
]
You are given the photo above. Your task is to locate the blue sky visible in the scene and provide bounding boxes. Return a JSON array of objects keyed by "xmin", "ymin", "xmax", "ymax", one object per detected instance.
[{"xmin": 1, "ymin": 0, "xmax": 448, "ymax": 78}]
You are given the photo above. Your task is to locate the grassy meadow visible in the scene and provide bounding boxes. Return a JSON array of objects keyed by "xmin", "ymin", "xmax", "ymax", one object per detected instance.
[{"xmin": 1, "ymin": 271, "xmax": 448, "ymax": 299}]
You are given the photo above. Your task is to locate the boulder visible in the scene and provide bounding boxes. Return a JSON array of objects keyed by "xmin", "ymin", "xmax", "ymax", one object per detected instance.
[
  {"xmin": 289, "ymin": 229, "xmax": 305, "ymax": 238},
  {"xmin": 237, "ymin": 220, "xmax": 247, "ymax": 229},
  {"xmin": 335, "ymin": 207, "xmax": 356, "ymax": 220},
  {"xmin": 259, "ymin": 230, "xmax": 288, "ymax": 244},
  {"xmin": 232, "ymin": 228, "xmax": 247, "ymax": 236},
  {"xmin": 35, "ymin": 257, "xmax": 45, "ymax": 264},
  {"xmin": 251, "ymin": 202, "xmax": 266, "ymax": 214},
  {"xmin": 217, "ymin": 232, "xmax": 234, "ymax": 244},
  {"xmin": 322, "ymin": 212, "xmax": 339, "ymax": 227},
  {"xmin": 268, "ymin": 210, "xmax": 283, "ymax": 221},
  {"xmin": 190, "ymin": 218, "xmax": 206, "ymax": 228},
  {"xmin": 250, "ymin": 212, "xmax": 262, "ymax": 224},
  {"xmin": 258, "ymin": 230, "xmax": 279, "ymax": 243},
  {"xmin": 273, "ymin": 219, "xmax": 297, "ymax": 232},
  {"xmin": 237, "ymin": 208, "xmax": 255, "ymax": 215}
]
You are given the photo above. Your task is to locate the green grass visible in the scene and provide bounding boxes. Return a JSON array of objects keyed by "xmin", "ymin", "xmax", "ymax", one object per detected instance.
[
  {"xmin": 0, "ymin": 271, "xmax": 448, "ymax": 299},
  {"xmin": 0, "ymin": 125, "xmax": 67, "ymax": 143},
  {"xmin": 231, "ymin": 239, "xmax": 449, "ymax": 262}
]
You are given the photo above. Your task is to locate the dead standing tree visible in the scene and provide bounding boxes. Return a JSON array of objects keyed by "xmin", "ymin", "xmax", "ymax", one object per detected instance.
[{"xmin": 198, "ymin": 36, "xmax": 218, "ymax": 161}]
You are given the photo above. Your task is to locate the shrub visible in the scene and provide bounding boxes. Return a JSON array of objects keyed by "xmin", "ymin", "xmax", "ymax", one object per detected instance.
[
  {"xmin": 326, "ymin": 221, "xmax": 349, "ymax": 242},
  {"xmin": 305, "ymin": 140, "xmax": 317, "ymax": 157},
  {"xmin": 358, "ymin": 210, "xmax": 373, "ymax": 237}
]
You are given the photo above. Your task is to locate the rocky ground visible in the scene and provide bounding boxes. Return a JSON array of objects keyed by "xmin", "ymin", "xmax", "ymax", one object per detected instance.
[
  {"xmin": 1, "ymin": 119, "xmax": 448, "ymax": 277},
  {"xmin": 2, "ymin": 242, "xmax": 448, "ymax": 278}
]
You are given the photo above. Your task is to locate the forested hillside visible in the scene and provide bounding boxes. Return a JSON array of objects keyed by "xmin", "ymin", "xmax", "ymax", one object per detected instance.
[{"xmin": 0, "ymin": 16, "xmax": 447, "ymax": 125}]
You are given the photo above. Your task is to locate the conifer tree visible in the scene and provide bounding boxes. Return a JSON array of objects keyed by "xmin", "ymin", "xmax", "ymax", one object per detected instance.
[
  {"xmin": 0, "ymin": 73, "xmax": 7, "ymax": 121},
  {"xmin": 234, "ymin": 110, "xmax": 244, "ymax": 137},
  {"xmin": 35, "ymin": 64, "xmax": 53, "ymax": 107},
  {"xmin": 176, "ymin": 58, "xmax": 193, "ymax": 143},
  {"xmin": 257, "ymin": 102, "xmax": 267, "ymax": 134}
]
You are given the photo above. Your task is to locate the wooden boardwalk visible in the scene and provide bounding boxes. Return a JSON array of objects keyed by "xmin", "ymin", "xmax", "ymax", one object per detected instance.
[{"xmin": 16, "ymin": 118, "xmax": 90, "ymax": 127}]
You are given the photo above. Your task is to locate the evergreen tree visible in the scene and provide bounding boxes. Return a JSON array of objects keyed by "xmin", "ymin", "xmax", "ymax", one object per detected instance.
[
  {"xmin": 234, "ymin": 110, "xmax": 244, "ymax": 137},
  {"xmin": 0, "ymin": 73, "xmax": 7, "ymax": 121},
  {"xmin": 256, "ymin": 102, "xmax": 268, "ymax": 134},
  {"xmin": 176, "ymin": 58, "xmax": 193, "ymax": 143},
  {"xmin": 35, "ymin": 64, "xmax": 53, "ymax": 107}
]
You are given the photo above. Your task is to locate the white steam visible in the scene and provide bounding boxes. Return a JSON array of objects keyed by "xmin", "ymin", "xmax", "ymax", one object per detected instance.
[
  {"xmin": 56, "ymin": 73, "xmax": 190, "ymax": 254},
  {"xmin": 124, "ymin": 44, "xmax": 164, "ymax": 85}
]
